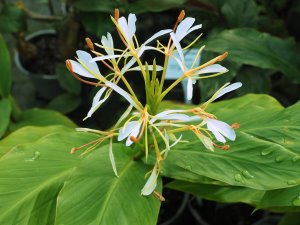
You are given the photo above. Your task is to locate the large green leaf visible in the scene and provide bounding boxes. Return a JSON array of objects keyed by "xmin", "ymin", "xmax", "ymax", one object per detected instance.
[
  {"xmin": 166, "ymin": 180, "xmax": 264, "ymax": 205},
  {"xmin": 70, "ymin": 0, "xmax": 120, "ymax": 12},
  {"xmin": 0, "ymin": 129, "xmax": 162, "ymax": 225},
  {"xmin": 56, "ymin": 144, "xmax": 162, "ymax": 225},
  {"xmin": 0, "ymin": 98, "xmax": 11, "ymax": 138},
  {"xmin": 221, "ymin": 0, "xmax": 258, "ymax": 28},
  {"xmin": 0, "ymin": 125, "xmax": 73, "ymax": 157},
  {"xmin": 47, "ymin": 93, "xmax": 81, "ymax": 114},
  {"xmin": 205, "ymin": 28, "xmax": 300, "ymax": 83},
  {"xmin": 0, "ymin": 35, "xmax": 11, "ymax": 97},
  {"xmin": 9, "ymin": 108, "xmax": 76, "ymax": 131},
  {"xmin": 161, "ymin": 94, "xmax": 300, "ymax": 190}
]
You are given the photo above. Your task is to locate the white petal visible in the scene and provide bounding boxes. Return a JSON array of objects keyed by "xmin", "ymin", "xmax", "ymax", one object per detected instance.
[
  {"xmin": 90, "ymin": 54, "xmax": 121, "ymax": 62},
  {"xmin": 106, "ymin": 81, "xmax": 140, "ymax": 109},
  {"xmin": 214, "ymin": 82, "xmax": 242, "ymax": 101},
  {"xmin": 109, "ymin": 138, "xmax": 118, "ymax": 177},
  {"xmin": 144, "ymin": 29, "xmax": 172, "ymax": 45},
  {"xmin": 150, "ymin": 109, "xmax": 186, "ymax": 123},
  {"xmin": 175, "ymin": 17, "xmax": 195, "ymax": 41},
  {"xmin": 121, "ymin": 57, "xmax": 137, "ymax": 74},
  {"xmin": 76, "ymin": 50, "xmax": 101, "ymax": 75},
  {"xmin": 91, "ymin": 87, "xmax": 107, "ymax": 106},
  {"xmin": 207, "ymin": 124, "xmax": 226, "ymax": 143},
  {"xmin": 125, "ymin": 122, "xmax": 141, "ymax": 146},
  {"xmin": 85, "ymin": 89, "xmax": 109, "ymax": 120},
  {"xmin": 170, "ymin": 134, "xmax": 182, "ymax": 148},
  {"xmin": 155, "ymin": 113, "xmax": 190, "ymax": 121},
  {"xmin": 170, "ymin": 32, "xmax": 184, "ymax": 63},
  {"xmin": 207, "ymin": 119, "xmax": 236, "ymax": 141},
  {"xmin": 198, "ymin": 64, "xmax": 228, "ymax": 74},
  {"xmin": 187, "ymin": 78, "xmax": 193, "ymax": 100},
  {"xmin": 118, "ymin": 17, "xmax": 130, "ymax": 40},
  {"xmin": 141, "ymin": 164, "xmax": 158, "ymax": 196},
  {"xmin": 118, "ymin": 121, "xmax": 139, "ymax": 141},
  {"xmin": 101, "ymin": 32, "xmax": 114, "ymax": 55},
  {"xmin": 127, "ymin": 14, "xmax": 137, "ymax": 41},
  {"xmin": 69, "ymin": 60, "xmax": 95, "ymax": 78},
  {"xmin": 187, "ymin": 24, "xmax": 202, "ymax": 34}
]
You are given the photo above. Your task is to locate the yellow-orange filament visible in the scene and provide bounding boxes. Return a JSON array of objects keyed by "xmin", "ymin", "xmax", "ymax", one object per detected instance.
[{"xmin": 153, "ymin": 190, "xmax": 166, "ymax": 202}]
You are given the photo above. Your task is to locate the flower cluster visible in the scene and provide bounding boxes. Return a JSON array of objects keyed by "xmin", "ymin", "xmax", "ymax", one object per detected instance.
[{"xmin": 66, "ymin": 10, "xmax": 242, "ymax": 198}]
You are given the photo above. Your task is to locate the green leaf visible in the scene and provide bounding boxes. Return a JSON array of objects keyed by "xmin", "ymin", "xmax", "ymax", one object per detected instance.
[
  {"xmin": 235, "ymin": 66, "xmax": 272, "ymax": 95},
  {"xmin": 9, "ymin": 108, "xmax": 76, "ymax": 132},
  {"xmin": 0, "ymin": 98, "xmax": 11, "ymax": 138},
  {"xmin": 166, "ymin": 180, "xmax": 265, "ymax": 205},
  {"xmin": 0, "ymin": 34, "xmax": 12, "ymax": 97},
  {"xmin": 0, "ymin": 130, "xmax": 161, "ymax": 225},
  {"xmin": 221, "ymin": 0, "xmax": 258, "ymax": 28},
  {"xmin": 56, "ymin": 144, "xmax": 162, "ymax": 225},
  {"xmin": 70, "ymin": 0, "xmax": 120, "ymax": 12},
  {"xmin": 47, "ymin": 93, "xmax": 81, "ymax": 114},
  {"xmin": 0, "ymin": 4, "xmax": 26, "ymax": 33},
  {"xmin": 0, "ymin": 125, "xmax": 73, "ymax": 157},
  {"xmin": 279, "ymin": 212, "xmax": 300, "ymax": 225},
  {"xmin": 258, "ymin": 185, "xmax": 300, "ymax": 210},
  {"xmin": 205, "ymin": 28, "xmax": 300, "ymax": 83},
  {"xmin": 56, "ymin": 63, "xmax": 81, "ymax": 95},
  {"xmin": 162, "ymin": 94, "xmax": 300, "ymax": 190}
]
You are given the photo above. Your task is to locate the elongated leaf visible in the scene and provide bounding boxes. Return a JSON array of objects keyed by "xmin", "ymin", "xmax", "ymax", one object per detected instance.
[
  {"xmin": 56, "ymin": 144, "xmax": 162, "ymax": 225},
  {"xmin": 0, "ymin": 98, "xmax": 11, "ymax": 138},
  {"xmin": 0, "ymin": 125, "xmax": 73, "ymax": 157},
  {"xmin": 162, "ymin": 94, "xmax": 300, "ymax": 190},
  {"xmin": 0, "ymin": 35, "xmax": 11, "ymax": 97},
  {"xmin": 166, "ymin": 180, "xmax": 264, "ymax": 205},
  {"xmin": 0, "ymin": 129, "xmax": 161, "ymax": 225},
  {"xmin": 205, "ymin": 28, "xmax": 300, "ymax": 83},
  {"xmin": 258, "ymin": 185, "xmax": 300, "ymax": 210},
  {"xmin": 9, "ymin": 108, "xmax": 76, "ymax": 131}
]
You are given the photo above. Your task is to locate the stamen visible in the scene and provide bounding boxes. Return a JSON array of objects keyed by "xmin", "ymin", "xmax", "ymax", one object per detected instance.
[
  {"xmin": 114, "ymin": 8, "xmax": 119, "ymax": 21},
  {"xmin": 153, "ymin": 190, "xmax": 165, "ymax": 202},
  {"xmin": 178, "ymin": 10, "xmax": 185, "ymax": 23},
  {"xmin": 85, "ymin": 37, "xmax": 94, "ymax": 50},
  {"xmin": 231, "ymin": 122, "xmax": 240, "ymax": 129}
]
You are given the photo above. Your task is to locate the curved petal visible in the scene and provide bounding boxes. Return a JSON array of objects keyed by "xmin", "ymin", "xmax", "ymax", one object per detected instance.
[
  {"xmin": 214, "ymin": 82, "xmax": 242, "ymax": 101},
  {"xmin": 118, "ymin": 121, "xmax": 140, "ymax": 141},
  {"xmin": 170, "ymin": 32, "xmax": 184, "ymax": 63},
  {"xmin": 127, "ymin": 14, "xmax": 137, "ymax": 41},
  {"xmin": 206, "ymin": 119, "xmax": 236, "ymax": 142},
  {"xmin": 141, "ymin": 164, "xmax": 158, "ymax": 196},
  {"xmin": 125, "ymin": 122, "xmax": 141, "ymax": 146},
  {"xmin": 101, "ymin": 32, "xmax": 114, "ymax": 55},
  {"xmin": 187, "ymin": 78, "xmax": 193, "ymax": 100},
  {"xmin": 175, "ymin": 17, "xmax": 195, "ymax": 41},
  {"xmin": 76, "ymin": 50, "xmax": 101, "ymax": 75},
  {"xmin": 144, "ymin": 29, "xmax": 172, "ymax": 45},
  {"xmin": 69, "ymin": 60, "xmax": 95, "ymax": 78},
  {"xmin": 198, "ymin": 64, "xmax": 228, "ymax": 74},
  {"xmin": 90, "ymin": 54, "xmax": 121, "ymax": 62}
]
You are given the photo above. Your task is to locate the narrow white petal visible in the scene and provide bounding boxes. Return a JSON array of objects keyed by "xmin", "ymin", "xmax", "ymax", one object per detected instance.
[
  {"xmin": 198, "ymin": 64, "xmax": 228, "ymax": 74},
  {"xmin": 125, "ymin": 122, "xmax": 141, "ymax": 146},
  {"xmin": 85, "ymin": 95, "xmax": 109, "ymax": 120},
  {"xmin": 207, "ymin": 119, "xmax": 236, "ymax": 141},
  {"xmin": 170, "ymin": 134, "xmax": 182, "ymax": 148},
  {"xmin": 155, "ymin": 114, "xmax": 191, "ymax": 121},
  {"xmin": 170, "ymin": 32, "xmax": 184, "ymax": 63},
  {"xmin": 187, "ymin": 24, "xmax": 202, "ymax": 34},
  {"xmin": 214, "ymin": 82, "xmax": 242, "ymax": 101},
  {"xmin": 118, "ymin": 17, "xmax": 130, "ymax": 40},
  {"xmin": 121, "ymin": 57, "xmax": 137, "ymax": 74},
  {"xmin": 175, "ymin": 17, "xmax": 195, "ymax": 41},
  {"xmin": 187, "ymin": 78, "xmax": 193, "ymax": 100},
  {"xmin": 127, "ymin": 14, "xmax": 137, "ymax": 41},
  {"xmin": 144, "ymin": 29, "xmax": 172, "ymax": 45},
  {"xmin": 76, "ymin": 50, "xmax": 101, "ymax": 75},
  {"xmin": 101, "ymin": 33, "xmax": 114, "ymax": 55},
  {"xmin": 69, "ymin": 60, "xmax": 95, "ymax": 78},
  {"xmin": 207, "ymin": 124, "xmax": 226, "ymax": 143},
  {"xmin": 150, "ymin": 109, "xmax": 186, "ymax": 124},
  {"xmin": 106, "ymin": 81, "xmax": 140, "ymax": 109},
  {"xmin": 90, "ymin": 55, "xmax": 121, "ymax": 62},
  {"xmin": 109, "ymin": 138, "xmax": 119, "ymax": 177},
  {"xmin": 141, "ymin": 164, "xmax": 158, "ymax": 196},
  {"xmin": 172, "ymin": 55, "xmax": 185, "ymax": 72}
]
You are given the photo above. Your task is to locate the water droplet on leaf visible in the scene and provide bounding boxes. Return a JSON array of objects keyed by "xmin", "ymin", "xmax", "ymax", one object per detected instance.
[
  {"xmin": 261, "ymin": 149, "xmax": 273, "ymax": 156},
  {"xmin": 292, "ymin": 196, "xmax": 300, "ymax": 206},
  {"xmin": 234, "ymin": 174, "xmax": 244, "ymax": 183},
  {"xmin": 287, "ymin": 180, "xmax": 297, "ymax": 185},
  {"xmin": 25, "ymin": 151, "xmax": 41, "ymax": 162},
  {"xmin": 275, "ymin": 155, "xmax": 285, "ymax": 162},
  {"xmin": 242, "ymin": 170, "xmax": 254, "ymax": 179}
]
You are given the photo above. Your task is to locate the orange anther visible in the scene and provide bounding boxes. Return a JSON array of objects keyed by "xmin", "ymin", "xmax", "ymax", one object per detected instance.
[
  {"xmin": 85, "ymin": 37, "xmax": 94, "ymax": 50},
  {"xmin": 178, "ymin": 10, "xmax": 185, "ymax": 22},
  {"xmin": 231, "ymin": 123, "xmax": 240, "ymax": 129},
  {"xmin": 114, "ymin": 8, "xmax": 119, "ymax": 21}
]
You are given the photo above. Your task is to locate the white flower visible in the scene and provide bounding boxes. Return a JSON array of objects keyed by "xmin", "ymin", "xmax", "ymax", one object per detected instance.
[
  {"xmin": 69, "ymin": 50, "xmax": 104, "ymax": 81},
  {"xmin": 84, "ymin": 87, "xmax": 109, "ymax": 120},
  {"xmin": 174, "ymin": 17, "xmax": 202, "ymax": 42},
  {"xmin": 206, "ymin": 118, "xmax": 235, "ymax": 143},
  {"xmin": 118, "ymin": 120, "xmax": 142, "ymax": 146}
]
